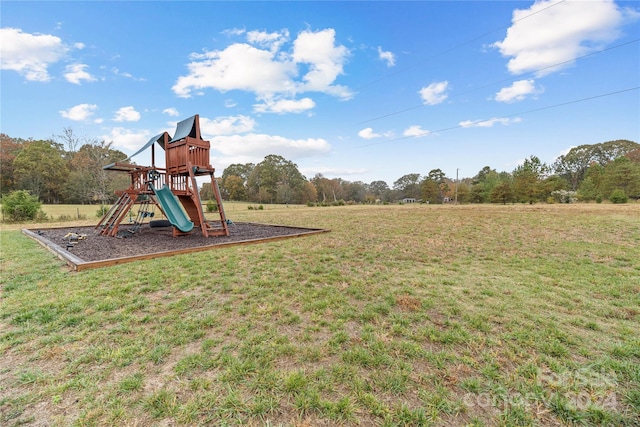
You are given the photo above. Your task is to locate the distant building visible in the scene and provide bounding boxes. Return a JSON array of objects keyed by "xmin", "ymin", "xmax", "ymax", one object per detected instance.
[{"xmin": 402, "ymin": 198, "xmax": 416, "ymax": 203}]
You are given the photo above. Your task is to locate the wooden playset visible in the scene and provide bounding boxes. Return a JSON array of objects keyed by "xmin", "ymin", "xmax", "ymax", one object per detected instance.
[{"xmin": 97, "ymin": 114, "xmax": 229, "ymax": 238}]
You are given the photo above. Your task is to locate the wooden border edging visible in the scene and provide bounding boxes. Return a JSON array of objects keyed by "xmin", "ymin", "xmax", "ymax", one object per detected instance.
[
  {"xmin": 22, "ymin": 223, "xmax": 330, "ymax": 272},
  {"xmin": 22, "ymin": 228, "xmax": 87, "ymax": 270}
]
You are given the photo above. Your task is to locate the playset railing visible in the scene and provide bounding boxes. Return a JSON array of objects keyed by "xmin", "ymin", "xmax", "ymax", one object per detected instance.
[
  {"xmin": 166, "ymin": 138, "xmax": 211, "ymax": 175},
  {"xmin": 128, "ymin": 167, "xmax": 167, "ymax": 193}
]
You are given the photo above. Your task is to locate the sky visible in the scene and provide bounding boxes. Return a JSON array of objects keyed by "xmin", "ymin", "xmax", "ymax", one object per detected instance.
[{"xmin": 2, "ymin": 0, "xmax": 639, "ymax": 185}]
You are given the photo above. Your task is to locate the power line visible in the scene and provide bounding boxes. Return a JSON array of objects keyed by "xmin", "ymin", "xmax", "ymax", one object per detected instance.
[
  {"xmin": 355, "ymin": 0, "xmax": 567, "ymax": 92},
  {"xmin": 354, "ymin": 86, "xmax": 640, "ymax": 149},
  {"xmin": 358, "ymin": 38, "xmax": 640, "ymax": 125}
]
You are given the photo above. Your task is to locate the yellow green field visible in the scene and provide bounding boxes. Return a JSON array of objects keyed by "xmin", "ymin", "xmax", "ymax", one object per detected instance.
[
  {"xmin": 0, "ymin": 202, "xmax": 304, "ymax": 230},
  {"xmin": 1, "ymin": 203, "xmax": 639, "ymax": 426}
]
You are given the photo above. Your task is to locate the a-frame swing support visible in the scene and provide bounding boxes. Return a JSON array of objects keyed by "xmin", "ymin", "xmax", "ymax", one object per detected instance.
[{"xmin": 98, "ymin": 114, "xmax": 229, "ymax": 238}]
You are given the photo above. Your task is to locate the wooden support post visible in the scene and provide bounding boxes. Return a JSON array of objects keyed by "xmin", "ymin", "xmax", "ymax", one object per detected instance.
[
  {"xmin": 211, "ymin": 173, "xmax": 229, "ymax": 236},
  {"xmin": 187, "ymin": 163, "xmax": 209, "ymax": 237}
]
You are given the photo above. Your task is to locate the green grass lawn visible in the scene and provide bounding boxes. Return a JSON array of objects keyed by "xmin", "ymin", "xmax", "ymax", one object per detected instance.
[{"xmin": 1, "ymin": 203, "xmax": 639, "ymax": 426}]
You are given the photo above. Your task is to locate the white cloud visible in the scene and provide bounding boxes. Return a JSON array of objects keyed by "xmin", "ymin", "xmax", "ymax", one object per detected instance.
[
  {"xmin": 173, "ymin": 27, "xmax": 352, "ymax": 103},
  {"xmin": 210, "ymin": 133, "xmax": 331, "ymax": 162},
  {"xmin": 254, "ymin": 97, "xmax": 315, "ymax": 114},
  {"xmin": 246, "ymin": 29, "xmax": 289, "ymax": 52},
  {"xmin": 495, "ymin": 79, "xmax": 542, "ymax": 103},
  {"xmin": 0, "ymin": 27, "xmax": 67, "ymax": 81},
  {"xmin": 403, "ymin": 125, "xmax": 430, "ymax": 137},
  {"xmin": 200, "ymin": 115, "xmax": 256, "ymax": 136},
  {"xmin": 357, "ymin": 127, "xmax": 394, "ymax": 140},
  {"xmin": 64, "ymin": 63, "xmax": 96, "ymax": 84},
  {"xmin": 60, "ymin": 104, "xmax": 98, "ymax": 121},
  {"xmin": 419, "ymin": 81, "xmax": 449, "ymax": 105},
  {"xmin": 112, "ymin": 67, "xmax": 145, "ymax": 81},
  {"xmin": 102, "ymin": 128, "xmax": 151, "ymax": 151},
  {"xmin": 493, "ymin": 0, "xmax": 635, "ymax": 76},
  {"xmin": 172, "ymin": 43, "xmax": 297, "ymax": 98},
  {"xmin": 377, "ymin": 46, "xmax": 396, "ymax": 67},
  {"xmin": 358, "ymin": 127, "xmax": 381, "ymax": 139},
  {"xmin": 113, "ymin": 106, "xmax": 141, "ymax": 122},
  {"xmin": 292, "ymin": 29, "xmax": 352, "ymax": 99},
  {"xmin": 163, "ymin": 108, "xmax": 180, "ymax": 117},
  {"xmin": 222, "ymin": 28, "xmax": 246, "ymax": 37},
  {"xmin": 459, "ymin": 117, "xmax": 522, "ymax": 128}
]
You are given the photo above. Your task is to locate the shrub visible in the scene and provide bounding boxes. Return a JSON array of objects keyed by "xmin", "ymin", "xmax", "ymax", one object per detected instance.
[
  {"xmin": 96, "ymin": 205, "xmax": 109, "ymax": 218},
  {"xmin": 35, "ymin": 210, "xmax": 48, "ymax": 222},
  {"xmin": 1, "ymin": 190, "xmax": 45, "ymax": 222},
  {"xmin": 550, "ymin": 190, "xmax": 577, "ymax": 204},
  {"xmin": 206, "ymin": 200, "xmax": 218, "ymax": 212},
  {"xmin": 609, "ymin": 189, "xmax": 628, "ymax": 204}
]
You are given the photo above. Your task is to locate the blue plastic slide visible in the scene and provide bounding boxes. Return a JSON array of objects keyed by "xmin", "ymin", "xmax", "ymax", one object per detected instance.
[{"xmin": 151, "ymin": 185, "xmax": 194, "ymax": 233}]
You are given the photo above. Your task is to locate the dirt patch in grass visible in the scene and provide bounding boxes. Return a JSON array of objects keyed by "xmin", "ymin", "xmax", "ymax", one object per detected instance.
[{"xmin": 395, "ymin": 295, "xmax": 422, "ymax": 311}]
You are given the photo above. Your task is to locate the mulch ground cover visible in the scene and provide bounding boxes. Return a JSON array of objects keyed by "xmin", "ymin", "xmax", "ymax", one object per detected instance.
[{"xmin": 24, "ymin": 222, "xmax": 327, "ymax": 270}]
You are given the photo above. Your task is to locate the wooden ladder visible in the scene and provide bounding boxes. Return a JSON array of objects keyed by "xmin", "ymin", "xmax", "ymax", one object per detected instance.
[
  {"xmin": 184, "ymin": 164, "xmax": 229, "ymax": 237},
  {"xmin": 96, "ymin": 192, "xmax": 136, "ymax": 236}
]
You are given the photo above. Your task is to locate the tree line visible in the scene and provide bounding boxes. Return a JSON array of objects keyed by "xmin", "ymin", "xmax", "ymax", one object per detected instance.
[
  {"xmin": 1, "ymin": 131, "xmax": 129, "ymax": 204},
  {"xmin": 1, "ymin": 131, "xmax": 638, "ymax": 206},
  {"xmin": 213, "ymin": 139, "xmax": 640, "ymax": 205}
]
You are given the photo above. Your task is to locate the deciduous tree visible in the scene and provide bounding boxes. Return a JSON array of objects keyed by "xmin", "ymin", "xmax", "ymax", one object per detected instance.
[
  {"xmin": 421, "ymin": 178, "xmax": 440, "ymax": 204},
  {"xmin": 247, "ymin": 155, "xmax": 306, "ymax": 204},
  {"xmin": 13, "ymin": 139, "xmax": 68, "ymax": 203},
  {"xmin": 428, "ymin": 168, "xmax": 449, "ymax": 201},
  {"xmin": 64, "ymin": 140, "xmax": 128, "ymax": 203},
  {"xmin": 553, "ymin": 140, "xmax": 639, "ymax": 191},
  {"xmin": 311, "ymin": 174, "xmax": 345, "ymax": 203},
  {"xmin": 393, "ymin": 173, "xmax": 421, "ymax": 199},
  {"xmin": 0, "ymin": 134, "xmax": 24, "ymax": 195},
  {"xmin": 471, "ymin": 166, "xmax": 501, "ymax": 203},
  {"xmin": 343, "ymin": 181, "xmax": 367, "ymax": 203},
  {"xmin": 222, "ymin": 163, "xmax": 254, "ymax": 187},
  {"xmin": 199, "ymin": 182, "xmax": 214, "ymax": 201},
  {"xmin": 455, "ymin": 181, "xmax": 471, "ymax": 204},
  {"xmin": 223, "ymin": 175, "xmax": 247, "ymax": 200},
  {"xmin": 626, "ymin": 148, "xmax": 640, "ymax": 164},
  {"xmin": 368, "ymin": 180, "xmax": 389, "ymax": 197},
  {"xmin": 301, "ymin": 181, "xmax": 318, "ymax": 204}
]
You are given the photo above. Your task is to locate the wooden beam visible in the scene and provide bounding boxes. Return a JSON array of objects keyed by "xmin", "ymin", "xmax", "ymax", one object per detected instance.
[{"xmin": 22, "ymin": 228, "xmax": 86, "ymax": 271}]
